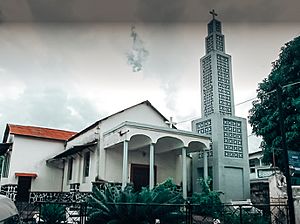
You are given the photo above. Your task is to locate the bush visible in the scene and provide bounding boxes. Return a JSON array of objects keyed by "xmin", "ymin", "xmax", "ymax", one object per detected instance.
[
  {"xmin": 191, "ymin": 178, "xmax": 222, "ymax": 218},
  {"xmin": 40, "ymin": 203, "xmax": 66, "ymax": 224},
  {"xmin": 87, "ymin": 178, "xmax": 184, "ymax": 224}
]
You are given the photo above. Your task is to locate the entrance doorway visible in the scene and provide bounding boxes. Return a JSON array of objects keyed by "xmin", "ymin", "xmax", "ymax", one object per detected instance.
[
  {"xmin": 16, "ymin": 176, "xmax": 32, "ymax": 202},
  {"xmin": 130, "ymin": 164, "xmax": 156, "ymax": 191}
]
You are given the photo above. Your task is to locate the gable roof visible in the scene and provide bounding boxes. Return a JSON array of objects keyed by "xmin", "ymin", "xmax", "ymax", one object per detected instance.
[
  {"xmin": 68, "ymin": 100, "xmax": 173, "ymax": 141},
  {"xmin": 4, "ymin": 124, "xmax": 77, "ymax": 142}
]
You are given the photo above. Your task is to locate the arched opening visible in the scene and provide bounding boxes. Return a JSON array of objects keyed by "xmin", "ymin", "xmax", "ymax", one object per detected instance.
[
  {"xmin": 187, "ymin": 141, "xmax": 207, "ymax": 153},
  {"xmin": 127, "ymin": 134, "xmax": 154, "ymax": 191},
  {"xmin": 129, "ymin": 134, "xmax": 152, "ymax": 150},
  {"xmin": 155, "ymin": 136, "xmax": 184, "ymax": 154},
  {"xmin": 188, "ymin": 141, "xmax": 211, "ymax": 193}
]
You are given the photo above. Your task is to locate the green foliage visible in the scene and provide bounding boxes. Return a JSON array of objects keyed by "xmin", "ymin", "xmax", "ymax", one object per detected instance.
[
  {"xmin": 191, "ymin": 179, "xmax": 268, "ymax": 223},
  {"xmin": 87, "ymin": 178, "xmax": 272, "ymax": 224},
  {"xmin": 249, "ymin": 36, "xmax": 300, "ymax": 171},
  {"xmin": 40, "ymin": 203, "xmax": 66, "ymax": 224},
  {"xmin": 86, "ymin": 178, "xmax": 184, "ymax": 224},
  {"xmin": 191, "ymin": 178, "xmax": 222, "ymax": 217},
  {"xmin": 222, "ymin": 208, "xmax": 269, "ymax": 224}
]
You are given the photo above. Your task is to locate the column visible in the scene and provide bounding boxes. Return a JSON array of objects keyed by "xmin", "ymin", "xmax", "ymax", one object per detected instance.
[
  {"xmin": 122, "ymin": 140, "xmax": 129, "ymax": 190},
  {"xmin": 95, "ymin": 127, "xmax": 101, "ymax": 178},
  {"xmin": 77, "ymin": 156, "xmax": 82, "ymax": 183},
  {"xmin": 182, "ymin": 147, "xmax": 187, "ymax": 199},
  {"xmin": 203, "ymin": 148, "xmax": 208, "ymax": 180},
  {"xmin": 259, "ymin": 156, "xmax": 262, "ymax": 167},
  {"xmin": 149, "ymin": 143, "xmax": 155, "ymax": 190}
]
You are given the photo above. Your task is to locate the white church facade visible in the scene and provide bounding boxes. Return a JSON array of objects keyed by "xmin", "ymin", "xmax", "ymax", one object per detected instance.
[{"xmin": 0, "ymin": 101, "xmax": 211, "ymax": 202}]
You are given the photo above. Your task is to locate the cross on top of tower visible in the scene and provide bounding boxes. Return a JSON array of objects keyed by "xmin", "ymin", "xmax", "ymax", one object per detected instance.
[{"xmin": 209, "ymin": 9, "xmax": 218, "ymax": 20}]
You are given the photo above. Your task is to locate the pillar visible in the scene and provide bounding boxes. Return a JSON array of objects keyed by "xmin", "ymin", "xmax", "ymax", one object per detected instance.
[
  {"xmin": 77, "ymin": 155, "xmax": 82, "ymax": 183},
  {"xmin": 122, "ymin": 140, "xmax": 129, "ymax": 190},
  {"xmin": 182, "ymin": 147, "xmax": 187, "ymax": 199},
  {"xmin": 203, "ymin": 148, "xmax": 208, "ymax": 180},
  {"xmin": 149, "ymin": 143, "xmax": 155, "ymax": 190}
]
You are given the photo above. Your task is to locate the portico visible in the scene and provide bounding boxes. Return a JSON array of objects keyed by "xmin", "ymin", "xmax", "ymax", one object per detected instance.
[{"xmin": 103, "ymin": 121, "xmax": 211, "ymax": 198}]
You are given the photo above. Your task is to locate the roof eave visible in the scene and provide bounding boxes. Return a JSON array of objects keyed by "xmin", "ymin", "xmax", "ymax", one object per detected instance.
[{"xmin": 67, "ymin": 100, "xmax": 172, "ymax": 141}]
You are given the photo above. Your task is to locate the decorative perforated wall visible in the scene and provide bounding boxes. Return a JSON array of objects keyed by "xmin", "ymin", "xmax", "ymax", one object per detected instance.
[
  {"xmin": 195, "ymin": 119, "xmax": 213, "ymax": 158},
  {"xmin": 215, "ymin": 21, "xmax": 222, "ymax": 33},
  {"xmin": 217, "ymin": 54, "xmax": 232, "ymax": 115},
  {"xmin": 216, "ymin": 34, "xmax": 224, "ymax": 52},
  {"xmin": 206, "ymin": 35, "xmax": 214, "ymax": 54},
  {"xmin": 208, "ymin": 20, "xmax": 222, "ymax": 34},
  {"xmin": 208, "ymin": 22, "xmax": 213, "ymax": 34},
  {"xmin": 202, "ymin": 55, "xmax": 214, "ymax": 117},
  {"xmin": 198, "ymin": 146, "xmax": 213, "ymax": 158},
  {"xmin": 195, "ymin": 119, "xmax": 212, "ymax": 135},
  {"xmin": 0, "ymin": 184, "xmax": 17, "ymax": 201},
  {"xmin": 223, "ymin": 118, "xmax": 243, "ymax": 158}
]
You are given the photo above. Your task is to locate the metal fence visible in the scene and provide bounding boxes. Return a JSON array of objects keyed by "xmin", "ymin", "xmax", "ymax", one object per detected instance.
[
  {"xmin": 15, "ymin": 202, "xmax": 289, "ymax": 224},
  {"xmin": 16, "ymin": 202, "xmax": 87, "ymax": 224}
]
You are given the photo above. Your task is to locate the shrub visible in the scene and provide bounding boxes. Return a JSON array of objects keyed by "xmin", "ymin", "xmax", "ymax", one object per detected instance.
[
  {"xmin": 191, "ymin": 178, "xmax": 222, "ymax": 218},
  {"xmin": 40, "ymin": 203, "xmax": 66, "ymax": 224},
  {"xmin": 87, "ymin": 178, "xmax": 184, "ymax": 224}
]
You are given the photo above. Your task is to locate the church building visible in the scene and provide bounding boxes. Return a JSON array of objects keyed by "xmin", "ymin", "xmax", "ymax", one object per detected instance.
[
  {"xmin": 0, "ymin": 11, "xmax": 250, "ymax": 203},
  {"xmin": 192, "ymin": 10, "xmax": 250, "ymax": 201},
  {"xmin": 0, "ymin": 101, "xmax": 211, "ymax": 202}
]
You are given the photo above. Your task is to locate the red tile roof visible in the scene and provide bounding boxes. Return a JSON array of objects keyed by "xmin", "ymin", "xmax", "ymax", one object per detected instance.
[
  {"xmin": 8, "ymin": 124, "xmax": 77, "ymax": 141},
  {"xmin": 15, "ymin": 172, "xmax": 38, "ymax": 178}
]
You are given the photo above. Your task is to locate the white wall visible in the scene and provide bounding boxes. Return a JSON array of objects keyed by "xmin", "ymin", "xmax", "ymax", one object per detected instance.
[
  {"xmin": 105, "ymin": 147, "xmax": 191, "ymax": 188},
  {"xmin": 63, "ymin": 124, "xmax": 99, "ymax": 191},
  {"xmin": 64, "ymin": 103, "xmax": 170, "ymax": 188},
  {"xmin": 62, "ymin": 149, "xmax": 97, "ymax": 192},
  {"xmin": 1, "ymin": 135, "xmax": 65, "ymax": 192},
  {"xmin": 100, "ymin": 103, "xmax": 169, "ymax": 133},
  {"xmin": 99, "ymin": 103, "xmax": 169, "ymax": 180},
  {"xmin": 62, "ymin": 103, "xmax": 191, "ymax": 191}
]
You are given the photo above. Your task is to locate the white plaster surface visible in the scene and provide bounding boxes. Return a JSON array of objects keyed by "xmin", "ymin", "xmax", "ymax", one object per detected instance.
[{"xmin": 1, "ymin": 135, "xmax": 65, "ymax": 191}]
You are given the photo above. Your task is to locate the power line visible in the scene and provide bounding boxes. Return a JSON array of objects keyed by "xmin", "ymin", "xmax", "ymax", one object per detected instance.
[
  {"xmin": 235, "ymin": 97, "xmax": 257, "ymax": 106},
  {"xmin": 176, "ymin": 81, "xmax": 300, "ymax": 124}
]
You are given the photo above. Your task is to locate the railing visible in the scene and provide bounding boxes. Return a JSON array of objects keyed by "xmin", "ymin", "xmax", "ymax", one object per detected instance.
[
  {"xmin": 16, "ymin": 201, "xmax": 87, "ymax": 224},
  {"xmin": 15, "ymin": 202, "xmax": 289, "ymax": 224},
  {"xmin": 29, "ymin": 191, "xmax": 91, "ymax": 203}
]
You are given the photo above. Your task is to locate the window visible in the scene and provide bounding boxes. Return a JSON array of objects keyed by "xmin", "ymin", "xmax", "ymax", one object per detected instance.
[
  {"xmin": 83, "ymin": 152, "xmax": 90, "ymax": 178},
  {"xmin": 2, "ymin": 153, "xmax": 11, "ymax": 178},
  {"xmin": 67, "ymin": 158, "xmax": 73, "ymax": 181}
]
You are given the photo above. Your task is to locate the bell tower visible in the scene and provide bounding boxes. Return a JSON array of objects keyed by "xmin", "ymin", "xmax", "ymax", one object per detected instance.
[{"xmin": 192, "ymin": 10, "xmax": 250, "ymax": 202}]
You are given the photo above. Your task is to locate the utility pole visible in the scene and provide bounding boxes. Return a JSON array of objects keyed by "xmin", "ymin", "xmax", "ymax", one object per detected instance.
[{"xmin": 277, "ymin": 86, "xmax": 295, "ymax": 224}]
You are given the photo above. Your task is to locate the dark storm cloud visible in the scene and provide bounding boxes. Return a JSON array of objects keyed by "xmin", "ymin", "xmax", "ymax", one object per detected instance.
[
  {"xmin": 135, "ymin": 0, "xmax": 186, "ymax": 22},
  {"xmin": 0, "ymin": 0, "xmax": 299, "ymax": 22},
  {"xmin": 0, "ymin": 88, "xmax": 101, "ymax": 139}
]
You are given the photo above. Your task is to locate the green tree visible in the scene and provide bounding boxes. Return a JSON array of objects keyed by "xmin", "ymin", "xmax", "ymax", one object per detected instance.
[{"xmin": 249, "ymin": 36, "xmax": 300, "ymax": 171}]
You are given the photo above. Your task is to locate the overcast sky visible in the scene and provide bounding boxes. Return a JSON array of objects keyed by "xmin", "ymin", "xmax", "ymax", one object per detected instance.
[{"xmin": 0, "ymin": 1, "xmax": 299, "ymax": 152}]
